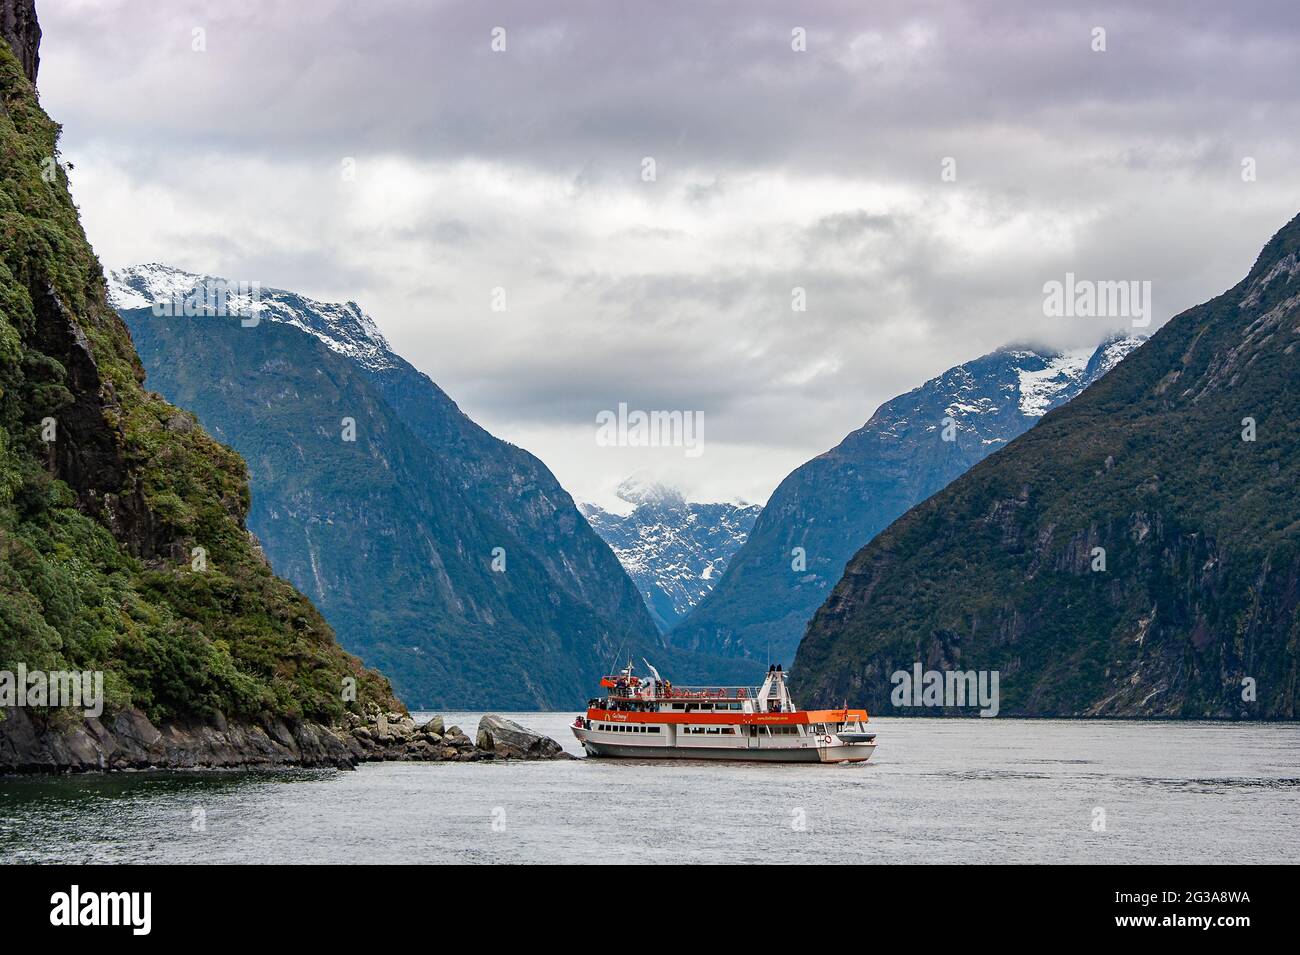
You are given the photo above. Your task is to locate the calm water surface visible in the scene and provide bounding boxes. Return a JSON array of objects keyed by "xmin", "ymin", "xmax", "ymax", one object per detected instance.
[{"xmin": 2, "ymin": 714, "xmax": 1297, "ymax": 864}]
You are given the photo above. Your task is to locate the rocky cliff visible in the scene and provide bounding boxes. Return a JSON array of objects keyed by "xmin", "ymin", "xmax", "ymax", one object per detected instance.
[{"xmin": 0, "ymin": 0, "xmax": 37, "ymax": 85}]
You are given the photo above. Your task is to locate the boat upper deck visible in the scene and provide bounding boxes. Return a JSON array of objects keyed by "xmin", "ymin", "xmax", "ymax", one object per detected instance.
[
  {"xmin": 589, "ymin": 662, "xmax": 867, "ymax": 725},
  {"xmin": 602, "ymin": 681, "xmax": 754, "ymax": 702}
]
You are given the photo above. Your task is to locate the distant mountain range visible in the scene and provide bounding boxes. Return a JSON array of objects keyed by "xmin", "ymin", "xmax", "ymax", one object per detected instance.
[
  {"xmin": 112, "ymin": 265, "xmax": 757, "ymax": 709},
  {"xmin": 795, "ymin": 214, "xmax": 1300, "ymax": 718},
  {"xmin": 671, "ymin": 336, "xmax": 1145, "ymax": 667},
  {"xmin": 580, "ymin": 477, "xmax": 760, "ymax": 632}
]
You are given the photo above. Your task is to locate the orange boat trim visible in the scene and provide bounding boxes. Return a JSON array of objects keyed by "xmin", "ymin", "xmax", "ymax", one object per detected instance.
[{"xmin": 586, "ymin": 708, "xmax": 869, "ymax": 726}]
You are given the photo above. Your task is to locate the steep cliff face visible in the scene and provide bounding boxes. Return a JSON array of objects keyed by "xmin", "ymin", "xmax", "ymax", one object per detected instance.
[
  {"xmin": 121, "ymin": 307, "xmax": 664, "ymax": 709},
  {"xmin": 0, "ymin": 2, "xmax": 400, "ymax": 769},
  {"xmin": 111, "ymin": 264, "xmax": 694, "ymax": 708},
  {"xmin": 795, "ymin": 214, "xmax": 1300, "ymax": 719},
  {"xmin": 672, "ymin": 338, "xmax": 1141, "ymax": 666},
  {"xmin": 0, "ymin": 0, "xmax": 37, "ymax": 85}
]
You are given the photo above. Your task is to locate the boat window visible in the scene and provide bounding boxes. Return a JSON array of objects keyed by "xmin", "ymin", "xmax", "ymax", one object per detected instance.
[
  {"xmin": 647, "ymin": 726, "xmax": 660, "ymax": 733},
  {"xmin": 721, "ymin": 727, "xmax": 735, "ymax": 735}
]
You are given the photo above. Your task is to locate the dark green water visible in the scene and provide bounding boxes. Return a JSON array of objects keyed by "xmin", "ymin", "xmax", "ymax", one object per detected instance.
[{"xmin": 3, "ymin": 714, "xmax": 1296, "ymax": 864}]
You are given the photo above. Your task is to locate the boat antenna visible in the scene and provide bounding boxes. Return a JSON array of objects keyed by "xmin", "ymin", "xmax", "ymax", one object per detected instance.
[{"xmin": 606, "ymin": 640, "xmax": 626, "ymax": 675}]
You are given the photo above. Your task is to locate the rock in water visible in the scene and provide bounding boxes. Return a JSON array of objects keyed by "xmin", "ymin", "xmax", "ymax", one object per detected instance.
[{"xmin": 476, "ymin": 715, "xmax": 569, "ymax": 760}]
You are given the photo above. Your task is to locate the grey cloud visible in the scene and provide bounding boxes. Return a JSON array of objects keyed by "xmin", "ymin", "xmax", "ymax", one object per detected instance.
[{"xmin": 38, "ymin": 0, "xmax": 1300, "ymax": 504}]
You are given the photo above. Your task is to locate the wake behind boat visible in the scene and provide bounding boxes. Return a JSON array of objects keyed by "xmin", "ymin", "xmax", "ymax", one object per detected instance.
[{"xmin": 572, "ymin": 661, "xmax": 877, "ymax": 763}]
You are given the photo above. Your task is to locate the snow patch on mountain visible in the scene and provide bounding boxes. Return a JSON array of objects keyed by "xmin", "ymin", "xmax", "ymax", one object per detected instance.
[
  {"xmin": 1015, "ymin": 349, "xmax": 1092, "ymax": 417},
  {"xmin": 1010, "ymin": 336, "xmax": 1146, "ymax": 417},
  {"xmin": 109, "ymin": 264, "xmax": 396, "ymax": 371}
]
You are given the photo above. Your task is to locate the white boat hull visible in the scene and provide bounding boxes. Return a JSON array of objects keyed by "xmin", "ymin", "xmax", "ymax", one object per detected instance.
[{"xmin": 574, "ymin": 728, "xmax": 876, "ymax": 764}]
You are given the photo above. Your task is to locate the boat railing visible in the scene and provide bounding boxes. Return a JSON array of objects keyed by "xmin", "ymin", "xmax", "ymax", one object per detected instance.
[
  {"xmin": 601, "ymin": 681, "xmax": 758, "ymax": 701},
  {"xmin": 664, "ymin": 686, "xmax": 756, "ymax": 700}
]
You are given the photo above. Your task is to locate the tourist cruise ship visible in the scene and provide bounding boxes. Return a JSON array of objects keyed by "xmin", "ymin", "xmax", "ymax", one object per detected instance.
[{"xmin": 571, "ymin": 662, "xmax": 876, "ymax": 763}]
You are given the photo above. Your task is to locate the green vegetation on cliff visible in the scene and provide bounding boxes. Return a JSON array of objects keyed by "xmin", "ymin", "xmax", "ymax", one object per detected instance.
[{"xmin": 0, "ymin": 36, "xmax": 398, "ymax": 725}]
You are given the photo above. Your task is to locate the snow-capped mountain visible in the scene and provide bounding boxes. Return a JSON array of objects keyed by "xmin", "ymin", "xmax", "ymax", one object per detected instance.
[
  {"xmin": 671, "ymin": 335, "xmax": 1146, "ymax": 665},
  {"xmin": 109, "ymin": 264, "xmax": 396, "ymax": 371},
  {"xmin": 110, "ymin": 263, "xmax": 681, "ymax": 708},
  {"xmin": 581, "ymin": 478, "xmax": 761, "ymax": 633}
]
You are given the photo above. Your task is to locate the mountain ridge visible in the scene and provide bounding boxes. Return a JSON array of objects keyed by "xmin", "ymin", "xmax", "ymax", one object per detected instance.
[{"xmin": 671, "ymin": 335, "xmax": 1144, "ymax": 666}]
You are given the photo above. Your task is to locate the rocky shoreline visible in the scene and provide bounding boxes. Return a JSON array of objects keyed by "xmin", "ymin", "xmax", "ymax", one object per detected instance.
[{"xmin": 0, "ymin": 706, "xmax": 572, "ymax": 774}]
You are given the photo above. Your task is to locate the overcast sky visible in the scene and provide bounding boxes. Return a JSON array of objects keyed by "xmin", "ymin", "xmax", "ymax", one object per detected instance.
[{"xmin": 39, "ymin": 0, "xmax": 1300, "ymax": 508}]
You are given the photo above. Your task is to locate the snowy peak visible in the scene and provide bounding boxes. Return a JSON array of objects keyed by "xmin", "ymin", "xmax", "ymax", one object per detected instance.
[
  {"xmin": 1086, "ymin": 333, "xmax": 1147, "ymax": 379},
  {"xmin": 1009, "ymin": 335, "xmax": 1147, "ymax": 417},
  {"xmin": 909, "ymin": 335, "xmax": 1147, "ymax": 435},
  {"xmin": 615, "ymin": 475, "xmax": 686, "ymax": 508},
  {"xmin": 582, "ymin": 484, "xmax": 761, "ymax": 633},
  {"xmin": 109, "ymin": 263, "xmax": 395, "ymax": 371}
]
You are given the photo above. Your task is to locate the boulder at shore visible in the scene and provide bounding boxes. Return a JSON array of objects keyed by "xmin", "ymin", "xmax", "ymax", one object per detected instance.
[{"xmin": 476, "ymin": 715, "xmax": 572, "ymax": 760}]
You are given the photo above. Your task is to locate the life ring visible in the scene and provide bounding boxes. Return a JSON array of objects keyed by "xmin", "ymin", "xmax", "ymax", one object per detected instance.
[{"xmin": 821, "ymin": 735, "xmax": 833, "ymax": 745}]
